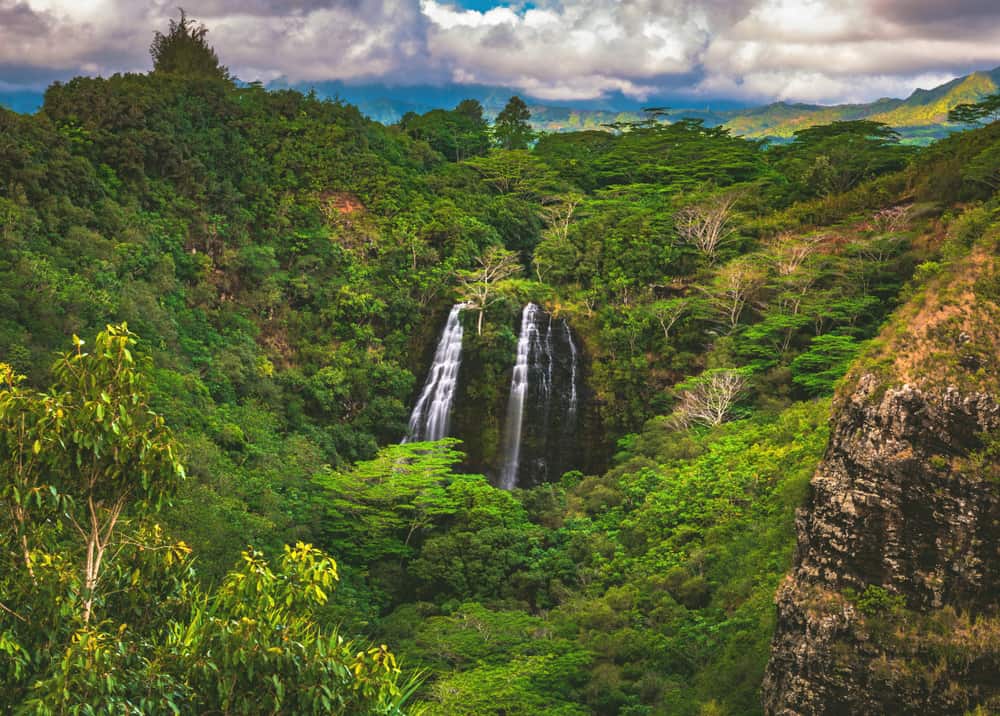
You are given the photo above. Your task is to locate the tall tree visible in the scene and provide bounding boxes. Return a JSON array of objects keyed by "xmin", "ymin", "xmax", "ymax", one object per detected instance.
[
  {"xmin": 773, "ymin": 120, "xmax": 911, "ymax": 197},
  {"xmin": 150, "ymin": 9, "xmax": 229, "ymax": 80},
  {"xmin": 675, "ymin": 193, "xmax": 740, "ymax": 263},
  {"xmin": 494, "ymin": 96, "xmax": 534, "ymax": 150},
  {"xmin": 400, "ymin": 100, "xmax": 491, "ymax": 161},
  {"xmin": 670, "ymin": 369, "xmax": 749, "ymax": 428}
]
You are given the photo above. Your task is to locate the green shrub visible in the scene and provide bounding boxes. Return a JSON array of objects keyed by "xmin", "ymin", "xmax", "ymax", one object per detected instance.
[{"xmin": 856, "ymin": 585, "xmax": 906, "ymax": 617}]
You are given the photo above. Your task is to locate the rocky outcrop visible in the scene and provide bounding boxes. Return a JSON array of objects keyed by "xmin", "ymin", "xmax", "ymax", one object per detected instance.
[{"xmin": 764, "ymin": 246, "xmax": 1000, "ymax": 715}]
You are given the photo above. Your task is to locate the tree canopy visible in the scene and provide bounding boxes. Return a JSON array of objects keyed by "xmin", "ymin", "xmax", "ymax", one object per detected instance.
[
  {"xmin": 3, "ymin": 11, "xmax": 999, "ymax": 714},
  {"xmin": 948, "ymin": 92, "xmax": 1000, "ymax": 126},
  {"xmin": 150, "ymin": 9, "xmax": 229, "ymax": 80},
  {"xmin": 494, "ymin": 96, "xmax": 535, "ymax": 150}
]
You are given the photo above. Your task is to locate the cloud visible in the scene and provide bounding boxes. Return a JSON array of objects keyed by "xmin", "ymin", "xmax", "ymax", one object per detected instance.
[
  {"xmin": 0, "ymin": 0, "xmax": 434, "ymax": 85},
  {"xmin": 868, "ymin": 0, "xmax": 1000, "ymax": 32},
  {"xmin": 207, "ymin": 0, "xmax": 434, "ymax": 83},
  {"xmin": 695, "ymin": 0, "xmax": 1000, "ymax": 102},
  {"xmin": 696, "ymin": 69, "xmax": 962, "ymax": 105},
  {"xmin": 3, "ymin": 0, "xmax": 1000, "ymax": 104},
  {"xmin": 421, "ymin": 0, "xmax": 751, "ymax": 99}
]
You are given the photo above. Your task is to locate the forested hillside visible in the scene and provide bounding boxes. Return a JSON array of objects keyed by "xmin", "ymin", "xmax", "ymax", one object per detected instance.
[{"xmin": 1, "ymin": 16, "xmax": 998, "ymax": 715}]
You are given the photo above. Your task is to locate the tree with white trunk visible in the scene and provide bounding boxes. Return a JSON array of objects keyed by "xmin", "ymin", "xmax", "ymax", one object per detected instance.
[
  {"xmin": 457, "ymin": 246, "xmax": 522, "ymax": 335},
  {"xmin": 675, "ymin": 193, "xmax": 740, "ymax": 262},
  {"xmin": 670, "ymin": 369, "xmax": 749, "ymax": 428}
]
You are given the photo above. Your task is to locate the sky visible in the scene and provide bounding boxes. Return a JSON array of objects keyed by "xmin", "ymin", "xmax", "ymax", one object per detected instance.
[{"xmin": 2, "ymin": 0, "xmax": 1000, "ymax": 105}]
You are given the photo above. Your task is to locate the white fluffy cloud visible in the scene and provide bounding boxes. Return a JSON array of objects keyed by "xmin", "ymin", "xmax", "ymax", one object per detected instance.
[
  {"xmin": 420, "ymin": 0, "xmax": 722, "ymax": 99},
  {"xmin": 3, "ymin": 0, "xmax": 1000, "ymax": 104}
]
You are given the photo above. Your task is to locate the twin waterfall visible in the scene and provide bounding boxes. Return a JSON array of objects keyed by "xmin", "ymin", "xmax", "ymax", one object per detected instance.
[
  {"xmin": 404, "ymin": 302, "xmax": 583, "ymax": 489},
  {"xmin": 403, "ymin": 304, "xmax": 465, "ymax": 443}
]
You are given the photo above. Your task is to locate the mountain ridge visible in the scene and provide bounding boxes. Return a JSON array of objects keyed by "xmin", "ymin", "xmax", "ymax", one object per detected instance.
[
  {"xmin": 4, "ymin": 66, "xmax": 999, "ymax": 144},
  {"xmin": 730, "ymin": 67, "xmax": 1000, "ymax": 143},
  {"xmin": 262, "ymin": 65, "xmax": 1000, "ymax": 144}
]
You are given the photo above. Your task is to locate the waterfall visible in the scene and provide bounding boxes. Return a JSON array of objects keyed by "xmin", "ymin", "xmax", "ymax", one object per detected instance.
[
  {"xmin": 543, "ymin": 314, "xmax": 555, "ymax": 400},
  {"xmin": 404, "ymin": 304, "xmax": 465, "ymax": 443},
  {"xmin": 499, "ymin": 303, "xmax": 538, "ymax": 489},
  {"xmin": 564, "ymin": 320, "xmax": 579, "ymax": 418}
]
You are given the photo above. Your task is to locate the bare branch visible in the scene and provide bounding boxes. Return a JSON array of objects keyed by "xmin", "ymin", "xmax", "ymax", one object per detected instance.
[
  {"xmin": 456, "ymin": 246, "xmax": 522, "ymax": 335},
  {"xmin": 675, "ymin": 193, "xmax": 740, "ymax": 262},
  {"xmin": 767, "ymin": 232, "xmax": 823, "ymax": 276},
  {"xmin": 670, "ymin": 370, "xmax": 748, "ymax": 428}
]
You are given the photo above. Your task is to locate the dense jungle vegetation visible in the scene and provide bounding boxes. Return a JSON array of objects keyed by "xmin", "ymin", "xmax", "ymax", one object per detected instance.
[{"xmin": 2, "ymin": 14, "xmax": 1000, "ymax": 715}]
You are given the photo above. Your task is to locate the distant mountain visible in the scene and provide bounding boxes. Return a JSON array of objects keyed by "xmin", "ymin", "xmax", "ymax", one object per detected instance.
[
  {"xmin": 293, "ymin": 68, "xmax": 999, "ymax": 145},
  {"xmin": 268, "ymin": 78, "xmax": 744, "ymax": 130},
  {"xmin": 4, "ymin": 67, "xmax": 999, "ymax": 145},
  {"xmin": 721, "ymin": 98, "xmax": 904, "ymax": 138},
  {"xmin": 870, "ymin": 69, "xmax": 1000, "ymax": 127},
  {"xmin": 721, "ymin": 67, "xmax": 1000, "ymax": 144}
]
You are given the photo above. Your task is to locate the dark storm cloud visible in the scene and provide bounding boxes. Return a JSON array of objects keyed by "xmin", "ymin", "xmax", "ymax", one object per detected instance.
[
  {"xmin": 194, "ymin": 0, "xmax": 372, "ymax": 18},
  {"xmin": 870, "ymin": 0, "xmax": 1000, "ymax": 27},
  {"xmin": 0, "ymin": 0, "xmax": 50, "ymax": 35}
]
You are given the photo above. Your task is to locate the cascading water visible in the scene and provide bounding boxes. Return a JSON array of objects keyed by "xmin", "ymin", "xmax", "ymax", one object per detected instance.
[
  {"xmin": 403, "ymin": 304, "xmax": 465, "ymax": 443},
  {"xmin": 499, "ymin": 303, "xmax": 583, "ymax": 489},
  {"xmin": 543, "ymin": 314, "xmax": 555, "ymax": 400},
  {"xmin": 564, "ymin": 320, "xmax": 579, "ymax": 419},
  {"xmin": 499, "ymin": 303, "xmax": 538, "ymax": 489}
]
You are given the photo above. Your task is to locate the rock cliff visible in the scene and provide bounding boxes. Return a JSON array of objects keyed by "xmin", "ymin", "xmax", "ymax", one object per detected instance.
[{"xmin": 763, "ymin": 244, "xmax": 1000, "ymax": 715}]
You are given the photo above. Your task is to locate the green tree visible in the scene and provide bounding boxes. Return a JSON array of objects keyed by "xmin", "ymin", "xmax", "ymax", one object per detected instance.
[
  {"xmin": 400, "ymin": 100, "xmax": 491, "ymax": 162},
  {"xmin": 494, "ymin": 96, "xmax": 535, "ymax": 150},
  {"xmin": 1, "ymin": 329, "xmax": 417, "ymax": 713},
  {"xmin": 314, "ymin": 439, "xmax": 471, "ymax": 565},
  {"xmin": 17, "ymin": 542, "xmax": 419, "ymax": 715},
  {"xmin": 790, "ymin": 333, "xmax": 863, "ymax": 395},
  {"xmin": 150, "ymin": 9, "xmax": 229, "ymax": 79},
  {"xmin": 165, "ymin": 543, "xmax": 418, "ymax": 715},
  {"xmin": 1, "ymin": 324, "xmax": 184, "ymax": 625},
  {"xmin": 947, "ymin": 92, "xmax": 1000, "ymax": 126},
  {"xmin": 773, "ymin": 120, "xmax": 912, "ymax": 197},
  {"xmin": 963, "ymin": 141, "xmax": 1000, "ymax": 192},
  {"xmin": 464, "ymin": 149, "xmax": 560, "ymax": 197},
  {"xmin": 409, "ymin": 475, "xmax": 540, "ymax": 600}
]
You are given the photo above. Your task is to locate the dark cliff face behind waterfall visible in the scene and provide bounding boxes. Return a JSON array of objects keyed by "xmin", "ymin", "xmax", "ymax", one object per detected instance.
[{"xmin": 498, "ymin": 304, "xmax": 585, "ymax": 489}]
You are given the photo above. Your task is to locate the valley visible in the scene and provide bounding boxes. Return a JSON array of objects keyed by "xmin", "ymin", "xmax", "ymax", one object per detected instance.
[{"xmin": 0, "ymin": 10, "xmax": 998, "ymax": 716}]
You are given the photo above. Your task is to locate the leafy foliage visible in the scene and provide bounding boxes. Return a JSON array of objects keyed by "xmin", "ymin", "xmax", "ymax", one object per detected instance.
[
  {"xmin": 3, "ymin": 14, "xmax": 999, "ymax": 713},
  {"xmin": 1, "ymin": 330, "xmax": 412, "ymax": 713},
  {"xmin": 494, "ymin": 96, "xmax": 535, "ymax": 150},
  {"xmin": 150, "ymin": 9, "xmax": 229, "ymax": 80},
  {"xmin": 947, "ymin": 92, "xmax": 1000, "ymax": 126}
]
